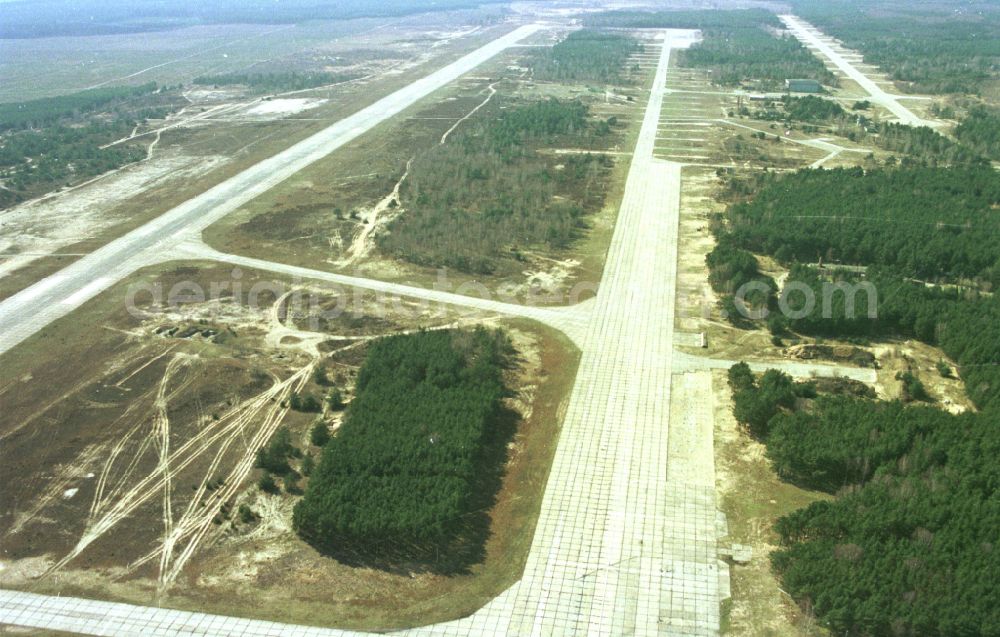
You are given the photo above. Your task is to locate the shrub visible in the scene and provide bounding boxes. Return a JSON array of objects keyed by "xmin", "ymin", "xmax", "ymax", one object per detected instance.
[
  {"xmin": 290, "ymin": 392, "xmax": 322, "ymax": 413},
  {"xmin": 326, "ymin": 388, "xmax": 344, "ymax": 411},
  {"xmin": 258, "ymin": 472, "xmax": 278, "ymax": 494},
  {"xmin": 309, "ymin": 421, "xmax": 330, "ymax": 447}
]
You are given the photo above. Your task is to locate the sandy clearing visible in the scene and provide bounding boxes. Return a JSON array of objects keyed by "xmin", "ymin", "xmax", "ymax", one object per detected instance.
[
  {"xmin": 0, "ymin": 151, "xmax": 228, "ymax": 279},
  {"xmin": 244, "ymin": 98, "xmax": 328, "ymax": 117}
]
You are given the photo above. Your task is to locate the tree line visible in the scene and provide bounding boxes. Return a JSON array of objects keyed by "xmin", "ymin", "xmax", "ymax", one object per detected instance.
[
  {"xmin": 776, "ymin": 266, "xmax": 1000, "ymax": 413},
  {"xmin": 0, "ymin": 85, "xmax": 178, "ymax": 208},
  {"xmin": 749, "ymin": 95, "xmax": 845, "ymax": 122},
  {"xmin": 709, "ymin": 167, "xmax": 1000, "ymax": 410},
  {"xmin": 531, "ymin": 30, "xmax": 642, "ymax": 84},
  {"xmin": 722, "ymin": 166, "xmax": 1000, "ymax": 283},
  {"xmin": 705, "ymin": 237, "xmax": 776, "ymax": 323},
  {"xmin": 955, "ymin": 106, "xmax": 1000, "ymax": 160},
  {"xmin": 714, "ymin": 159, "xmax": 1000, "ymax": 633},
  {"xmin": 0, "ymin": 82, "xmax": 160, "ymax": 131},
  {"xmin": 728, "ymin": 363, "xmax": 1000, "ymax": 635},
  {"xmin": 0, "ymin": 120, "xmax": 153, "ymax": 209},
  {"xmin": 743, "ymin": 99, "xmax": 991, "ymax": 165},
  {"xmin": 864, "ymin": 121, "xmax": 987, "ymax": 165},
  {"xmin": 585, "ymin": 9, "xmax": 835, "ymax": 89}
]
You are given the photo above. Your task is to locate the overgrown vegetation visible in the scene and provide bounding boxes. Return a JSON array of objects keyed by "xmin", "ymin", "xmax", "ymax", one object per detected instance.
[
  {"xmin": 741, "ymin": 98, "xmax": 988, "ymax": 164},
  {"xmin": 705, "ymin": 239, "xmax": 775, "ymax": 322},
  {"xmin": 867, "ymin": 121, "xmax": 986, "ymax": 165},
  {"xmin": 744, "ymin": 95, "xmax": 847, "ymax": 124},
  {"xmin": 0, "ymin": 83, "xmax": 160, "ymax": 130},
  {"xmin": 780, "ymin": 266, "xmax": 1000, "ymax": 412},
  {"xmin": 0, "ymin": 82, "xmax": 179, "ymax": 208},
  {"xmin": 729, "ymin": 364, "xmax": 1000, "ymax": 635},
  {"xmin": 780, "ymin": 95, "xmax": 844, "ymax": 122},
  {"xmin": 717, "ymin": 153, "xmax": 1000, "ymax": 633},
  {"xmin": 255, "ymin": 426, "xmax": 300, "ymax": 475},
  {"xmin": 380, "ymin": 97, "xmax": 618, "ymax": 274},
  {"xmin": 293, "ymin": 328, "xmax": 515, "ymax": 568},
  {"xmin": 532, "ymin": 30, "xmax": 641, "ymax": 84},
  {"xmin": 792, "ymin": 0, "xmax": 1000, "ymax": 94},
  {"xmin": 723, "ymin": 166, "xmax": 1000, "ymax": 282},
  {"xmin": 192, "ymin": 71, "xmax": 361, "ymax": 93},
  {"xmin": 586, "ymin": 10, "xmax": 835, "ymax": 90},
  {"xmin": 0, "ymin": 122, "xmax": 148, "ymax": 208},
  {"xmin": 713, "ymin": 167, "xmax": 1000, "ymax": 411}
]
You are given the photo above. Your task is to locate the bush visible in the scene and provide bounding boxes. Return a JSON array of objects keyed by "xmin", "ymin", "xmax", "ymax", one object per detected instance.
[
  {"xmin": 897, "ymin": 371, "xmax": 932, "ymax": 402},
  {"xmin": 290, "ymin": 392, "xmax": 322, "ymax": 413},
  {"xmin": 258, "ymin": 472, "xmax": 279, "ymax": 494},
  {"xmin": 326, "ymin": 388, "xmax": 344, "ymax": 411},
  {"xmin": 727, "ymin": 361, "xmax": 755, "ymax": 392},
  {"xmin": 706, "ymin": 240, "xmax": 776, "ymax": 323},
  {"xmin": 312, "ymin": 366, "xmax": 331, "ymax": 386},
  {"xmin": 782, "ymin": 95, "xmax": 845, "ymax": 122},
  {"xmin": 936, "ymin": 360, "xmax": 953, "ymax": 378},
  {"xmin": 283, "ymin": 473, "xmax": 303, "ymax": 495},
  {"xmin": 255, "ymin": 426, "xmax": 296, "ymax": 474},
  {"xmin": 309, "ymin": 421, "xmax": 330, "ymax": 447},
  {"xmin": 237, "ymin": 504, "xmax": 258, "ymax": 524},
  {"xmin": 728, "ymin": 365, "xmax": 800, "ymax": 439}
]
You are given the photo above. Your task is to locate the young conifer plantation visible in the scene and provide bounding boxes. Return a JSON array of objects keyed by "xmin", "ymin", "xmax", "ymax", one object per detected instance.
[{"xmin": 293, "ymin": 328, "xmax": 515, "ymax": 568}]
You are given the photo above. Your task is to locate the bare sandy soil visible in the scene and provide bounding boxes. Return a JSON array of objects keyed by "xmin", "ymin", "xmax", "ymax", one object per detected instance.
[
  {"xmin": 0, "ymin": 151, "xmax": 228, "ymax": 279},
  {"xmin": 243, "ymin": 98, "xmax": 328, "ymax": 117},
  {"xmin": 712, "ymin": 370, "xmax": 829, "ymax": 636},
  {"xmin": 0, "ymin": 262, "xmax": 579, "ymax": 631}
]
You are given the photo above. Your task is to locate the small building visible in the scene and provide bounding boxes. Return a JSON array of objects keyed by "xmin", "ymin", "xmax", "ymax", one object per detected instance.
[{"xmin": 785, "ymin": 78, "xmax": 822, "ymax": 93}]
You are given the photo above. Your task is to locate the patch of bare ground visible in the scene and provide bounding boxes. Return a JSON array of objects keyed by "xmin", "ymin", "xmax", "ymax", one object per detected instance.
[
  {"xmin": 713, "ymin": 370, "xmax": 829, "ymax": 636},
  {"xmin": 676, "ymin": 166, "xmax": 722, "ymax": 333},
  {"xmin": 871, "ymin": 339, "xmax": 972, "ymax": 410},
  {"xmin": 0, "ymin": 262, "xmax": 579, "ymax": 631},
  {"xmin": 0, "ymin": 151, "xmax": 228, "ymax": 280}
]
